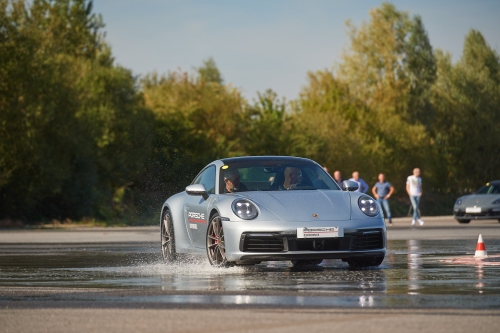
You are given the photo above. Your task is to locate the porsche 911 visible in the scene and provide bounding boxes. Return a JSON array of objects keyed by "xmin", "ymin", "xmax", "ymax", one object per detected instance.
[{"xmin": 160, "ymin": 156, "xmax": 386, "ymax": 268}]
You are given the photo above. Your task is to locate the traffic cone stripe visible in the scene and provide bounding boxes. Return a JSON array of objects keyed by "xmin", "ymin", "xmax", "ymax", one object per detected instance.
[{"xmin": 474, "ymin": 234, "xmax": 487, "ymax": 258}]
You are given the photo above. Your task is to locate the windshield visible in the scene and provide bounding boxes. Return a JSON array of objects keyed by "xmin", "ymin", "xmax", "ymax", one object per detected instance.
[
  {"xmin": 476, "ymin": 183, "xmax": 500, "ymax": 194},
  {"xmin": 219, "ymin": 160, "xmax": 340, "ymax": 193}
]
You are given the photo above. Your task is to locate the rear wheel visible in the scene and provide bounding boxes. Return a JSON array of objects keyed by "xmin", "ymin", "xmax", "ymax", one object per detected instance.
[
  {"xmin": 457, "ymin": 219, "xmax": 471, "ymax": 224},
  {"xmin": 291, "ymin": 259, "xmax": 323, "ymax": 267},
  {"xmin": 347, "ymin": 256, "xmax": 384, "ymax": 268},
  {"xmin": 161, "ymin": 209, "xmax": 177, "ymax": 262},
  {"xmin": 497, "ymin": 219, "xmax": 500, "ymax": 223},
  {"xmin": 206, "ymin": 213, "xmax": 232, "ymax": 267}
]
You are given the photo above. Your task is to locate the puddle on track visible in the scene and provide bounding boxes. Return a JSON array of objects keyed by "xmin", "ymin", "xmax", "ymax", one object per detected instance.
[{"xmin": 1, "ymin": 239, "xmax": 500, "ymax": 308}]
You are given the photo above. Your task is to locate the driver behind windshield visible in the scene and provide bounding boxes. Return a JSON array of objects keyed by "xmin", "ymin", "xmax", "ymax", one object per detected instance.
[
  {"xmin": 223, "ymin": 169, "xmax": 248, "ymax": 193},
  {"xmin": 280, "ymin": 167, "xmax": 302, "ymax": 190}
]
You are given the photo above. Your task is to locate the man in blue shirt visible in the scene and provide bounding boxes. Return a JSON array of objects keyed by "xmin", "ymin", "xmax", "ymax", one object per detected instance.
[
  {"xmin": 372, "ymin": 173, "xmax": 395, "ymax": 225},
  {"xmin": 349, "ymin": 171, "xmax": 369, "ymax": 193}
]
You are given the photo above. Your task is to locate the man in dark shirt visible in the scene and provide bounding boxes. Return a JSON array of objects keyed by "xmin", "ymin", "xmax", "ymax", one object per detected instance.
[
  {"xmin": 223, "ymin": 169, "xmax": 248, "ymax": 193},
  {"xmin": 333, "ymin": 170, "xmax": 345, "ymax": 190},
  {"xmin": 372, "ymin": 173, "xmax": 395, "ymax": 225}
]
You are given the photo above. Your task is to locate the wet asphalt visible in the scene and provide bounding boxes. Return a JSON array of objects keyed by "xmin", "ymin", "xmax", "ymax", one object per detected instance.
[
  {"xmin": 1, "ymin": 217, "xmax": 500, "ymax": 310},
  {"xmin": 2, "ymin": 217, "xmax": 500, "ymax": 332}
]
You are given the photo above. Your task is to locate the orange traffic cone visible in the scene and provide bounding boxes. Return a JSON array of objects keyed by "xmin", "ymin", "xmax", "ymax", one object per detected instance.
[{"xmin": 474, "ymin": 234, "xmax": 488, "ymax": 258}]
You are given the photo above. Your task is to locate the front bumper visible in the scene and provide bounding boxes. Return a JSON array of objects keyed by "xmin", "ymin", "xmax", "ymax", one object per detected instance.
[
  {"xmin": 222, "ymin": 219, "xmax": 386, "ymax": 262},
  {"xmin": 454, "ymin": 207, "xmax": 500, "ymax": 220}
]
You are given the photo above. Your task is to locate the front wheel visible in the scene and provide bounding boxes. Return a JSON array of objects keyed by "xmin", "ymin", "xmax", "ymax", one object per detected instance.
[
  {"xmin": 161, "ymin": 209, "xmax": 177, "ymax": 262},
  {"xmin": 347, "ymin": 256, "xmax": 384, "ymax": 268},
  {"xmin": 206, "ymin": 213, "xmax": 232, "ymax": 267}
]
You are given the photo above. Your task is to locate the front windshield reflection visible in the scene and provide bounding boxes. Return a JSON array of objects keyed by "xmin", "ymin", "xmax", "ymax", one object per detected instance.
[
  {"xmin": 220, "ymin": 162, "xmax": 340, "ymax": 193},
  {"xmin": 476, "ymin": 183, "xmax": 500, "ymax": 194}
]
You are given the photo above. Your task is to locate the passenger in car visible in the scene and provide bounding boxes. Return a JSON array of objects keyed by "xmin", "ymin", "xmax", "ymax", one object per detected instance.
[{"xmin": 223, "ymin": 169, "xmax": 248, "ymax": 193}]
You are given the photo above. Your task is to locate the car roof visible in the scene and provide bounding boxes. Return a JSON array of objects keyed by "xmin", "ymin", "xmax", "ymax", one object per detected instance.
[
  {"xmin": 219, "ymin": 156, "xmax": 315, "ymax": 164},
  {"xmin": 487, "ymin": 180, "xmax": 500, "ymax": 185}
]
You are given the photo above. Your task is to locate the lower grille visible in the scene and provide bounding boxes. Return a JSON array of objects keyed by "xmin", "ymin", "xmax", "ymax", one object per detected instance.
[
  {"xmin": 242, "ymin": 236, "xmax": 285, "ymax": 252},
  {"xmin": 350, "ymin": 232, "xmax": 384, "ymax": 250},
  {"xmin": 240, "ymin": 229, "xmax": 384, "ymax": 253}
]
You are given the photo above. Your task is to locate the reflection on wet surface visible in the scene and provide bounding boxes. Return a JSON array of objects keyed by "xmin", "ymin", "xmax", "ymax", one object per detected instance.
[{"xmin": 1, "ymin": 239, "xmax": 500, "ymax": 308}]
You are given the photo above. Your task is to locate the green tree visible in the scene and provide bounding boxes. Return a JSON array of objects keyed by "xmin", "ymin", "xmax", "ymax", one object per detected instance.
[
  {"xmin": 242, "ymin": 89, "xmax": 290, "ymax": 156},
  {"xmin": 140, "ymin": 60, "xmax": 247, "ymax": 203},
  {"xmin": 431, "ymin": 30, "xmax": 500, "ymax": 189},
  {"xmin": 198, "ymin": 57, "xmax": 223, "ymax": 84},
  {"xmin": 405, "ymin": 15, "xmax": 437, "ymax": 128},
  {"xmin": 0, "ymin": 0, "xmax": 152, "ymax": 221},
  {"xmin": 290, "ymin": 71, "xmax": 362, "ymax": 173},
  {"xmin": 335, "ymin": 2, "xmax": 429, "ymax": 189}
]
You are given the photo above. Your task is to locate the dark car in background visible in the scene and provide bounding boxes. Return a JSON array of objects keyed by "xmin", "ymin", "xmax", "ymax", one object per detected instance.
[{"xmin": 453, "ymin": 181, "xmax": 500, "ymax": 224}]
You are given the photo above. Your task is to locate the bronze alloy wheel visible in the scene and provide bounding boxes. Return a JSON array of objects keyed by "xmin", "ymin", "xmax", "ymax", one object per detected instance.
[
  {"xmin": 206, "ymin": 214, "xmax": 231, "ymax": 267},
  {"xmin": 161, "ymin": 210, "xmax": 177, "ymax": 262}
]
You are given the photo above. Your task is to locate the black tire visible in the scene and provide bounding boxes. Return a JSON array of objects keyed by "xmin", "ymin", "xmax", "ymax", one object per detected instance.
[
  {"xmin": 161, "ymin": 209, "xmax": 177, "ymax": 262},
  {"xmin": 457, "ymin": 219, "xmax": 471, "ymax": 224},
  {"xmin": 291, "ymin": 259, "xmax": 323, "ymax": 267},
  {"xmin": 497, "ymin": 219, "xmax": 500, "ymax": 223},
  {"xmin": 347, "ymin": 256, "xmax": 384, "ymax": 268},
  {"xmin": 206, "ymin": 213, "xmax": 232, "ymax": 267}
]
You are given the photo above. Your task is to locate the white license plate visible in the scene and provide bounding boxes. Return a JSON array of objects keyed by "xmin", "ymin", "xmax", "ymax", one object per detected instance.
[
  {"xmin": 297, "ymin": 227, "xmax": 343, "ymax": 239},
  {"xmin": 465, "ymin": 207, "xmax": 481, "ymax": 213}
]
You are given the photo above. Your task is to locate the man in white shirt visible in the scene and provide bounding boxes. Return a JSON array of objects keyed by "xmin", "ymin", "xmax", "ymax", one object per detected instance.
[
  {"xmin": 349, "ymin": 171, "xmax": 369, "ymax": 193},
  {"xmin": 406, "ymin": 168, "xmax": 424, "ymax": 226}
]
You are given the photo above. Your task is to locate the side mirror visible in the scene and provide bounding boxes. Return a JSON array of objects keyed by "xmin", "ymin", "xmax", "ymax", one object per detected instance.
[
  {"xmin": 186, "ymin": 184, "xmax": 209, "ymax": 200},
  {"xmin": 343, "ymin": 180, "xmax": 359, "ymax": 192}
]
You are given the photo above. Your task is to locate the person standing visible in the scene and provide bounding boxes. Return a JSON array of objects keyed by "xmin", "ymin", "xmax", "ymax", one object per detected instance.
[
  {"xmin": 406, "ymin": 168, "xmax": 424, "ymax": 226},
  {"xmin": 372, "ymin": 173, "xmax": 395, "ymax": 225},
  {"xmin": 349, "ymin": 171, "xmax": 369, "ymax": 193},
  {"xmin": 333, "ymin": 170, "xmax": 345, "ymax": 189}
]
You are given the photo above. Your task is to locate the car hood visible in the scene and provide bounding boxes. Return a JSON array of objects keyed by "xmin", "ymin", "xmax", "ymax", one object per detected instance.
[
  {"xmin": 460, "ymin": 194, "xmax": 500, "ymax": 206},
  {"xmin": 235, "ymin": 190, "xmax": 351, "ymax": 221}
]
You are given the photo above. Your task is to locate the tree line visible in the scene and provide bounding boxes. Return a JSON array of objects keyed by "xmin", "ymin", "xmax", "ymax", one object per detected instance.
[{"xmin": 1, "ymin": 1, "xmax": 499, "ymax": 223}]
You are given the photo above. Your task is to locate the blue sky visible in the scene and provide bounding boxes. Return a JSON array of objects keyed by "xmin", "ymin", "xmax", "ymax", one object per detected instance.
[{"xmin": 93, "ymin": 0, "xmax": 500, "ymax": 101}]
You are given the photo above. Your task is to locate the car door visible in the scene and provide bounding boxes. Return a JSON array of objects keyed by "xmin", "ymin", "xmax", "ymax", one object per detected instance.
[{"xmin": 184, "ymin": 165, "xmax": 216, "ymax": 248}]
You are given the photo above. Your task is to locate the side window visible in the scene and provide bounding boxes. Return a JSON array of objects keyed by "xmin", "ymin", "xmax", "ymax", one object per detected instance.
[
  {"xmin": 193, "ymin": 173, "xmax": 203, "ymax": 185},
  {"xmin": 194, "ymin": 165, "xmax": 216, "ymax": 194}
]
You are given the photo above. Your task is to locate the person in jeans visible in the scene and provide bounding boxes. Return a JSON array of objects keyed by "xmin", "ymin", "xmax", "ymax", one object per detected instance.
[
  {"xmin": 406, "ymin": 168, "xmax": 424, "ymax": 226},
  {"xmin": 372, "ymin": 173, "xmax": 394, "ymax": 225}
]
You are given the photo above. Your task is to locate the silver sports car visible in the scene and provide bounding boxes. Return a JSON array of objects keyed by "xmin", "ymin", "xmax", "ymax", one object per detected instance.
[
  {"xmin": 453, "ymin": 180, "xmax": 500, "ymax": 224},
  {"xmin": 160, "ymin": 156, "xmax": 386, "ymax": 268}
]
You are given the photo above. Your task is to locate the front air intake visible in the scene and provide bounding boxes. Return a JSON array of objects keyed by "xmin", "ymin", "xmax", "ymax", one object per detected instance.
[
  {"xmin": 350, "ymin": 231, "xmax": 384, "ymax": 250},
  {"xmin": 241, "ymin": 235, "xmax": 285, "ymax": 252}
]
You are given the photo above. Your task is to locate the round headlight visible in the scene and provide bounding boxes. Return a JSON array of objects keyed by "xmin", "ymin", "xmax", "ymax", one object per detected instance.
[
  {"xmin": 455, "ymin": 199, "xmax": 462, "ymax": 206},
  {"xmin": 231, "ymin": 199, "xmax": 259, "ymax": 220},
  {"xmin": 358, "ymin": 196, "xmax": 379, "ymax": 217}
]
